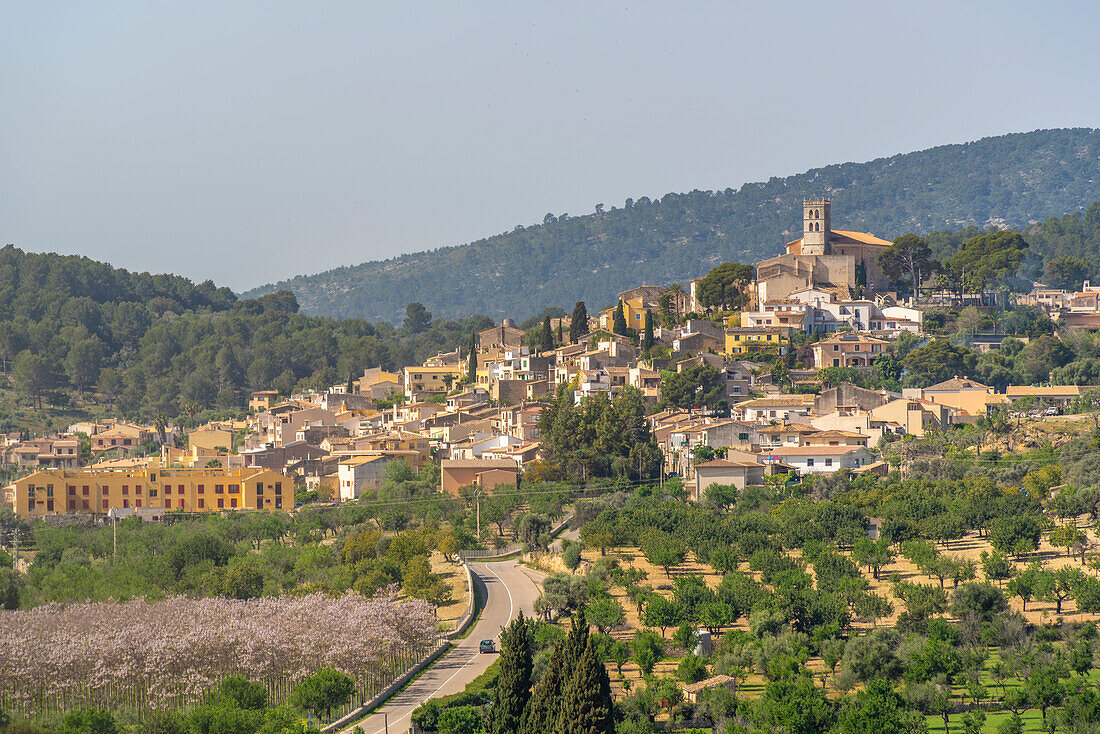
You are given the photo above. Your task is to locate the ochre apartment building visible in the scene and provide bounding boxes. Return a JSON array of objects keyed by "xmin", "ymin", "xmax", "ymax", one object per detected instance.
[{"xmin": 13, "ymin": 467, "xmax": 293, "ymax": 518}]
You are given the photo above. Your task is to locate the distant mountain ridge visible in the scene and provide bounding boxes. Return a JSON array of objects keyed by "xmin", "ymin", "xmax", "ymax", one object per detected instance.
[{"xmin": 243, "ymin": 128, "xmax": 1100, "ymax": 322}]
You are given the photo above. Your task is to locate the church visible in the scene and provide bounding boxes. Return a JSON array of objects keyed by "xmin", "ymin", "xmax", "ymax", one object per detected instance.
[{"xmin": 754, "ymin": 199, "xmax": 893, "ymax": 304}]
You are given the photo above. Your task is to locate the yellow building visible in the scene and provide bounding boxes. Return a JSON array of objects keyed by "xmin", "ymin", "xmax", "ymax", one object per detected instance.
[
  {"xmin": 598, "ymin": 296, "xmax": 658, "ymax": 332},
  {"xmin": 724, "ymin": 324, "xmax": 791, "ymax": 356},
  {"xmin": 13, "ymin": 467, "xmax": 294, "ymax": 518},
  {"xmin": 404, "ymin": 365, "xmax": 464, "ymax": 395}
]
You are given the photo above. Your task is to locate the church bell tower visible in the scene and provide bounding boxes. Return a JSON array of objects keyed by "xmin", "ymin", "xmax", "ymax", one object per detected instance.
[{"xmin": 802, "ymin": 199, "xmax": 830, "ymax": 254}]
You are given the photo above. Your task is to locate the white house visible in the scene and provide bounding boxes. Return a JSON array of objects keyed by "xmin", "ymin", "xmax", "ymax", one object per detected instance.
[{"xmin": 759, "ymin": 445, "xmax": 875, "ymax": 474}]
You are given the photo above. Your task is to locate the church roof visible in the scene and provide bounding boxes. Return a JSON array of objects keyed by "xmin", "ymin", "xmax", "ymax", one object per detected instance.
[
  {"xmin": 829, "ymin": 230, "xmax": 893, "ymax": 247},
  {"xmin": 785, "ymin": 229, "xmax": 893, "ymax": 250}
]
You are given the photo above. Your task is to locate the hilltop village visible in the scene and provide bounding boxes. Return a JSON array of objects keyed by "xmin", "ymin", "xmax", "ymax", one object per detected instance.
[{"xmin": 8, "ymin": 198, "xmax": 1096, "ymax": 519}]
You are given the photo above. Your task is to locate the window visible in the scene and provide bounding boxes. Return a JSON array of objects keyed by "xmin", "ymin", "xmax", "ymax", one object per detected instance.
[
  {"xmin": 833, "ymin": 359, "xmax": 840, "ymax": 367},
  {"xmin": 807, "ymin": 458, "xmax": 815, "ymax": 467},
  {"xmin": 230, "ymin": 498, "xmax": 238, "ymax": 508},
  {"xmin": 256, "ymin": 482, "xmax": 264, "ymax": 496},
  {"xmin": 217, "ymin": 498, "xmax": 224, "ymax": 509},
  {"xmin": 82, "ymin": 500, "xmax": 89, "ymax": 510},
  {"xmin": 68, "ymin": 499, "xmax": 76, "ymax": 510},
  {"xmin": 832, "ymin": 345, "xmax": 839, "ymax": 351},
  {"xmin": 122, "ymin": 485, "xmax": 129, "ymax": 495},
  {"xmin": 197, "ymin": 485, "xmax": 204, "ymax": 494},
  {"xmin": 165, "ymin": 486, "xmax": 172, "ymax": 495},
  {"xmin": 47, "ymin": 485, "xmax": 54, "ymax": 497},
  {"xmin": 46, "ymin": 499, "xmax": 54, "ymax": 511},
  {"xmin": 274, "ymin": 483, "xmax": 282, "ymax": 495},
  {"xmin": 82, "ymin": 485, "xmax": 89, "ymax": 496},
  {"xmin": 198, "ymin": 498, "xmax": 205, "ymax": 509},
  {"xmin": 135, "ymin": 485, "xmax": 142, "ymax": 495},
  {"xmin": 102, "ymin": 499, "xmax": 109, "ymax": 510},
  {"xmin": 67, "ymin": 485, "xmax": 75, "ymax": 495},
  {"xmin": 229, "ymin": 484, "xmax": 239, "ymax": 494},
  {"xmin": 825, "ymin": 458, "xmax": 833, "ymax": 467},
  {"xmin": 738, "ymin": 433, "xmax": 749, "ymax": 441},
  {"xmin": 122, "ymin": 499, "xmax": 129, "ymax": 508},
  {"xmin": 215, "ymin": 485, "xmax": 224, "ymax": 494},
  {"xmin": 136, "ymin": 500, "xmax": 142, "ymax": 508}
]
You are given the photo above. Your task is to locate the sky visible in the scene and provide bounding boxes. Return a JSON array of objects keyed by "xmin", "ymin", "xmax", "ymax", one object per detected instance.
[{"xmin": 2, "ymin": 1, "xmax": 1100, "ymax": 293}]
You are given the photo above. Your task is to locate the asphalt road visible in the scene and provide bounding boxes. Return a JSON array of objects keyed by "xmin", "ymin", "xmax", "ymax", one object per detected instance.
[{"xmin": 344, "ymin": 559, "xmax": 544, "ymax": 734}]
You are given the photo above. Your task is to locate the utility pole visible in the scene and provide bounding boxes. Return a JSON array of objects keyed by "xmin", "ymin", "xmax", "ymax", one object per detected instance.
[
  {"xmin": 113, "ymin": 515, "xmax": 117, "ymax": 557},
  {"xmin": 474, "ymin": 488, "xmax": 481, "ymax": 542}
]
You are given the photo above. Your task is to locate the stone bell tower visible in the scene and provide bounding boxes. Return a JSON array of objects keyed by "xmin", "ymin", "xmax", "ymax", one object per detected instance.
[{"xmin": 802, "ymin": 199, "xmax": 830, "ymax": 254}]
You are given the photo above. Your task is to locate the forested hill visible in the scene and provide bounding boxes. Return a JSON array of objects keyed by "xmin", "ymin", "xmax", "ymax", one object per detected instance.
[
  {"xmin": 0, "ymin": 245, "xmax": 492, "ymax": 428},
  {"xmin": 242, "ymin": 128, "xmax": 1100, "ymax": 323}
]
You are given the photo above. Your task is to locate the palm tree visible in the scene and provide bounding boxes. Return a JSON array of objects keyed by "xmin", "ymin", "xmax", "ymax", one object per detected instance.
[
  {"xmin": 184, "ymin": 401, "xmax": 199, "ymax": 429},
  {"xmin": 153, "ymin": 413, "xmax": 168, "ymax": 446}
]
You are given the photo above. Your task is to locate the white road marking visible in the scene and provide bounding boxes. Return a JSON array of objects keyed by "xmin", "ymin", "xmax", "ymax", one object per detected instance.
[{"xmin": 358, "ymin": 562, "xmax": 521, "ymax": 734}]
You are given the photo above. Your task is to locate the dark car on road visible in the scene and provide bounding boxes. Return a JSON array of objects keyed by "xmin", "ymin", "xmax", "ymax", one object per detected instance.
[{"xmin": 479, "ymin": 639, "xmax": 495, "ymax": 653}]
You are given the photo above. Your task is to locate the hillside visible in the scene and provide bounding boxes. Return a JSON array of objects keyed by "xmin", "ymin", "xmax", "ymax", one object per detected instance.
[
  {"xmin": 0, "ymin": 246, "xmax": 490, "ymax": 430},
  {"xmin": 243, "ymin": 128, "xmax": 1100, "ymax": 322}
]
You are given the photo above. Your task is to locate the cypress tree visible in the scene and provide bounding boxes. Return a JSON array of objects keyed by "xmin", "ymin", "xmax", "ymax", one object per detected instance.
[
  {"xmin": 521, "ymin": 641, "xmax": 564, "ymax": 734},
  {"xmin": 467, "ymin": 331, "xmax": 477, "ymax": 384},
  {"xmin": 612, "ymin": 301, "xmax": 628, "ymax": 336},
  {"xmin": 642, "ymin": 311, "xmax": 654, "ymax": 354},
  {"xmin": 570, "ymin": 301, "xmax": 589, "ymax": 342},
  {"xmin": 563, "ymin": 608, "xmax": 590, "ymax": 671},
  {"xmin": 488, "ymin": 612, "xmax": 532, "ymax": 734},
  {"xmin": 557, "ymin": 320, "xmax": 564, "ymax": 345},
  {"xmin": 561, "ymin": 636, "xmax": 615, "ymax": 734},
  {"xmin": 540, "ymin": 315, "xmax": 554, "ymax": 352}
]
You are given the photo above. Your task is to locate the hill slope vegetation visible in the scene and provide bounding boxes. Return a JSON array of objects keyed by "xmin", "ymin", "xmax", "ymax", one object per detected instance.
[{"xmin": 244, "ymin": 128, "xmax": 1100, "ymax": 322}]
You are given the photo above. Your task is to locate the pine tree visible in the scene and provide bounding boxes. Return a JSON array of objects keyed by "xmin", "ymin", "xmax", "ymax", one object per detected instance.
[
  {"xmin": 488, "ymin": 612, "xmax": 532, "ymax": 734},
  {"xmin": 561, "ymin": 636, "xmax": 615, "ymax": 734},
  {"xmin": 612, "ymin": 301, "xmax": 628, "ymax": 336},
  {"xmin": 521, "ymin": 641, "xmax": 564, "ymax": 734},
  {"xmin": 540, "ymin": 315, "xmax": 554, "ymax": 352},
  {"xmin": 642, "ymin": 310, "xmax": 654, "ymax": 354},
  {"xmin": 467, "ymin": 331, "xmax": 477, "ymax": 384},
  {"xmin": 570, "ymin": 301, "xmax": 589, "ymax": 342}
]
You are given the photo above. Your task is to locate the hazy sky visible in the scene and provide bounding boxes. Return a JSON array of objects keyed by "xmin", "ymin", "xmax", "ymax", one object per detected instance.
[{"xmin": 3, "ymin": 2, "xmax": 1099, "ymax": 292}]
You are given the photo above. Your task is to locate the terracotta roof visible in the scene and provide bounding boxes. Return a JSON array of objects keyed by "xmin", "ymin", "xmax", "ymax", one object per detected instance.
[
  {"xmin": 764, "ymin": 445, "xmax": 872, "ymax": 456},
  {"xmin": 815, "ymin": 333, "xmax": 889, "ymax": 345},
  {"xmin": 924, "ymin": 377, "xmax": 990, "ymax": 392},
  {"xmin": 735, "ymin": 395, "xmax": 815, "ymax": 408},
  {"xmin": 757, "ymin": 422, "xmax": 817, "ymax": 434},
  {"xmin": 1005, "ymin": 385, "xmax": 1084, "ymax": 397},
  {"xmin": 829, "ymin": 229, "xmax": 893, "ymax": 247},
  {"xmin": 441, "ymin": 459, "xmax": 519, "ymax": 469},
  {"xmin": 681, "ymin": 675, "xmax": 736, "ymax": 694},
  {"xmin": 806, "ymin": 430, "xmax": 867, "ymax": 439},
  {"xmin": 695, "ymin": 459, "xmax": 763, "ymax": 469}
]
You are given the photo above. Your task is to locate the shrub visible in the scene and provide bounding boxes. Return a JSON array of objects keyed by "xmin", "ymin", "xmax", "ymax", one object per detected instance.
[
  {"xmin": 678, "ymin": 654, "xmax": 708, "ymax": 684},
  {"xmin": 562, "ymin": 542, "xmax": 583, "ymax": 571}
]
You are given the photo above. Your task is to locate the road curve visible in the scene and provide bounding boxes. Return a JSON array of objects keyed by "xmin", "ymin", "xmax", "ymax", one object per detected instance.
[{"xmin": 344, "ymin": 559, "xmax": 544, "ymax": 734}]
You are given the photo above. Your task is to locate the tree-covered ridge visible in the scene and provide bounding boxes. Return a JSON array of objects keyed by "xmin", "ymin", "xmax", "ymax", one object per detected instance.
[
  {"xmin": 0, "ymin": 244, "xmax": 492, "ymax": 427},
  {"xmin": 0, "ymin": 244, "xmax": 237, "ymax": 316},
  {"xmin": 244, "ymin": 128, "xmax": 1100, "ymax": 322}
]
